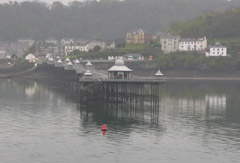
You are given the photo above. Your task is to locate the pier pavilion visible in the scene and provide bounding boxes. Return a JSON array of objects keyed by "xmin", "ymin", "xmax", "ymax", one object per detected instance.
[{"xmin": 108, "ymin": 59, "xmax": 132, "ymax": 79}]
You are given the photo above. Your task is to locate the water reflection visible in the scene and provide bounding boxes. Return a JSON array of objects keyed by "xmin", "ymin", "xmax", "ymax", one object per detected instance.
[{"xmin": 1, "ymin": 79, "xmax": 240, "ymax": 163}]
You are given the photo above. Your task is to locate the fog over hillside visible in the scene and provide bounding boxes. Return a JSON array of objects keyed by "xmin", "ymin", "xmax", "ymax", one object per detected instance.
[{"xmin": 0, "ymin": 0, "xmax": 239, "ymax": 41}]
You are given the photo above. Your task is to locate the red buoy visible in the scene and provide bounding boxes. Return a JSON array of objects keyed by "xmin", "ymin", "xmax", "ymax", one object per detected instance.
[{"xmin": 101, "ymin": 124, "xmax": 107, "ymax": 131}]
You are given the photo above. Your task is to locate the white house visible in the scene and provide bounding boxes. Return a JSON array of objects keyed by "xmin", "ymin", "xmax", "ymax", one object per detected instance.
[
  {"xmin": 61, "ymin": 38, "xmax": 75, "ymax": 46},
  {"xmin": 206, "ymin": 43, "xmax": 227, "ymax": 57},
  {"xmin": 64, "ymin": 43, "xmax": 89, "ymax": 55},
  {"xmin": 45, "ymin": 38, "xmax": 58, "ymax": 45},
  {"xmin": 106, "ymin": 41, "xmax": 116, "ymax": 49},
  {"xmin": 179, "ymin": 37, "xmax": 207, "ymax": 51}
]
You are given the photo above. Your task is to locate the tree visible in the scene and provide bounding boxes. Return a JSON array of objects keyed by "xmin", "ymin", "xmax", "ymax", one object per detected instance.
[{"xmin": 93, "ymin": 45, "xmax": 101, "ymax": 52}]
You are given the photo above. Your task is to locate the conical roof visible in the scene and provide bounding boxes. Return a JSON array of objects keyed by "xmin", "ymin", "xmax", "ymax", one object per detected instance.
[
  {"xmin": 67, "ymin": 61, "xmax": 73, "ymax": 66},
  {"xmin": 86, "ymin": 61, "xmax": 92, "ymax": 66},
  {"xmin": 57, "ymin": 59, "xmax": 62, "ymax": 63},
  {"xmin": 65, "ymin": 57, "xmax": 70, "ymax": 62},
  {"xmin": 154, "ymin": 69, "xmax": 164, "ymax": 76}
]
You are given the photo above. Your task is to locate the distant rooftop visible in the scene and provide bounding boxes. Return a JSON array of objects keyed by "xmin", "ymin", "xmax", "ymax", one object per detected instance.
[
  {"xmin": 180, "ymin": 37, "xmax": 206, "ymax": 42},
  {"xmin": 161, "ymin": 33, "xmax": 180, "ymax": 39}
]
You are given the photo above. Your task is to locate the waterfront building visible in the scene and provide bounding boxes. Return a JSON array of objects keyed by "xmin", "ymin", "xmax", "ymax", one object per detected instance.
[
  {"xmin": 108, "ymin": 59, "xmax": 132, "ymax": 79},
  {"xmin": 206, "ymin": 43, "xmax": 227, "ymax": 57},
  {"xmin": 179, "ymin": 37, "xmax": 207, "ymax": 51},
  {"xmin": 160, "ymin": 33, "xmax": 180, "ymax": 53}
]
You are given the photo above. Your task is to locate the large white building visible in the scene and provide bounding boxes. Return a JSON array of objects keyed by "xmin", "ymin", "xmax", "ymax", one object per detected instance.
[
  {"xmin": 179, "ymin": 37, "xmax": 207, "ymax": 51},
  {"xmin": 64, "ymin": 43, "xmax": 89, "ymax": 55},
  {"xmin": 206, "ymin": 43, "xmax": 227, "ymax": 57},
  {"xmin": 88, "ymin": 40, "xmax": 106, "ymax": 50}
]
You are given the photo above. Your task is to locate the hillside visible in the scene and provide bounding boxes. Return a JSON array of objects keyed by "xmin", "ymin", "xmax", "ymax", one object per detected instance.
[
  {"xmin": 0, "ymin": 0, "xmax": 239, "ymax": 41},
  {"xmin": 170, "ymin": 7, "xmax": 240, "ymax": 39}
]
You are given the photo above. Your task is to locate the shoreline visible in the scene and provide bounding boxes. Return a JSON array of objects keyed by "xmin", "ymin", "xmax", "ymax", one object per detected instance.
[{"xmin": 162, "ymin": 77, "xmax": 240, "ymax": 81}]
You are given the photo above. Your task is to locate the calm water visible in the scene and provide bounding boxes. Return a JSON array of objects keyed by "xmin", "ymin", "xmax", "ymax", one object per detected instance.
[{"xmin": 0, "ymin": 79, "xmax": 240, "ymax": 163}]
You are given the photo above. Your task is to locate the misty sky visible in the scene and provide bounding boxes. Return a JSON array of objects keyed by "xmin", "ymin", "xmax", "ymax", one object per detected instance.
[{"xmin": 0, "ymin": 0, "xmax": 86, "ymax": 5}]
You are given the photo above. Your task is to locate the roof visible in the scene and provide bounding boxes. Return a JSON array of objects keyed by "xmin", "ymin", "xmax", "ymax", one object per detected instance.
[
  {"xmin": 128, "ymin": 28, "xmax": 145, "ymax": 35},
  {"xmin": 57, "ymin": 59, "xmax": 62, "ymax": 63},
  {"xmin": 86, "ymin": 61, "xmax": 93, "ymax": 66},
  {"xmin": 161, "ymin": 33, "xmax": 180, "ymax": 40},
  {"xmin": 180, "ymin": 37, "xmax": 206, "ymax": 42},
  {"xmin": 67, "ymin": 61, "xmax": 73, "ymax": 66},
  {"xmin": 25, "ymin": 53, "xmax": 36, "ymax": 59},
  {"xmin": 65, "ymin": 57, "xmax": 70, "ymax": 62},
  {"xmin": 108, "ymin": 59, "xmax": 132, "ymax": 72},
  {"xmin": 154, "ymin": 69, "xmax": 164, "ymax": 76},
  {"xmin": 210, "ymin": 43, "xmax": 226, "ymax": 48}
]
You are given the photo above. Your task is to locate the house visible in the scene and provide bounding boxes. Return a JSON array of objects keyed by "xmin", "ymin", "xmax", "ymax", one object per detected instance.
[
  {"xmin": 18, "ymin": 38, "xmax": 35, "ymax": 47},
  {"xmin": 64, "ymin": 43, "xmax": 89, "ymax": 55},
  {"xmin": 106, "ymin": 41, "xmax": 116, "ymax": 49},
  {"xmin": 61, "ymin": 38, "xmax": 75, "ymax": 46},
  {"xmin": 88, "ymin": 40, "xmax": 106, "ymax": 50},
  {"xmin": 108, "ymin": 59, "xmax": 132, "ymax": 79},
  {"xmin": 40, "ymin": 47, "xmax": 58, "ymax": 56},
  {"xmin": 76, "ymin": 39, "xmax": 88, "ymax": 45},
  {"xmin": 45, "ymin": 38, "xmax": 58, "ymax": 46},
  {"xmin": 179, "ymin": 37, "xmax": 207, "ymax": 51},
  {"xmin": 123, "ymin": 53, "xmax": 144, "ymax": 60},
  {"xmin": 160, "ymin": 33, "xmax": 180, "ymax": 53},
  {"xmin": 108, "ymin": 56, "xmax": 123, "ymax": 60},
  {"xmin": 126, "ymin": 29, "xmax": 152, "ymax": 44},
  {"xmin": 25, "ymin": 53, "xmax": 37, "ymax": 63},
  {"xmin": 206, "ymin": 43, "xmax": 227, "ymax": 57}
]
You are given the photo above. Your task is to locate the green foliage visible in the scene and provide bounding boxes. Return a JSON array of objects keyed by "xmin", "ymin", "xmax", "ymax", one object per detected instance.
[
  {"xmin": 115, "ymin": 39, "xmax": 126, "ymax": 48},
  {"xmin": 124, "ymin": 44, "xmax": 148, "ymax": 50},
  {"xmin": 93, "ymin": 45, "xmax": 101, "ymax": 52},
  {"xmin": 158, "ymin": 53, "xmax": 239, "ymax": 70},
  {"xmin": 0, "ymin": 0, "xmax": 239, "ymax": 41},
  {"xmin": 67, "ymin": 46, "xmax": 162, "ymax": 61},
  {"xmin": 170, "ymin": 7, "xmax": 240, "ymax": 39}
]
